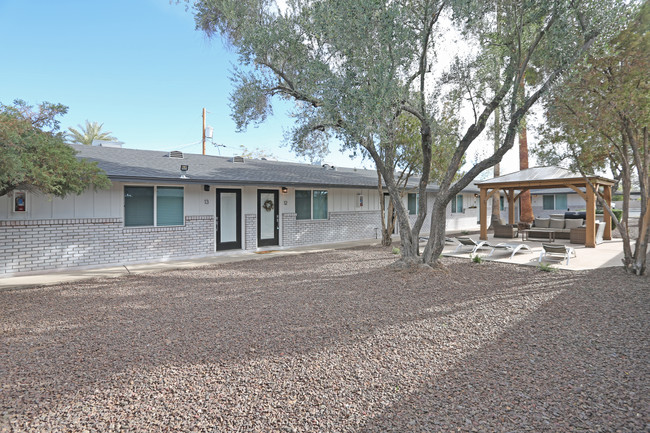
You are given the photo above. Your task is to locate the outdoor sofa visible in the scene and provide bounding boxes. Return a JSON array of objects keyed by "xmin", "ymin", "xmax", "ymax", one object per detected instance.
[{"xmin": 526, "ymin": 212, "xmax": 586, "ymax": 240}]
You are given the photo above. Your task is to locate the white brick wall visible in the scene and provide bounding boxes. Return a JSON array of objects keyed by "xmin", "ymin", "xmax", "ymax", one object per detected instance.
[
  {"xmin": 0, "ymin": 215, "xmax": 214, "ymax": 276},
  {"xmin": 282, "ymin": 211, "xmax": 381, "ymax": 247},
  {"xmin": 245, "ymin": 214, "xmax": 257, "ymax": 250}
]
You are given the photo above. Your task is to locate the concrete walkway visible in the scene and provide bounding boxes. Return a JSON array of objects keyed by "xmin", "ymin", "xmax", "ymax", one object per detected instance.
[
  {"xmin": 0, "ymin": 239, "xmax": 384, "ymax": 290},
  {"xmin": 1, "ymin": 234, "xmax": 632, "ymax": 290}
]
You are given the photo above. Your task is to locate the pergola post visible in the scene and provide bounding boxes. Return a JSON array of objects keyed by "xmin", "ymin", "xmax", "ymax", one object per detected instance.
[
  {"xmin": 586, "ymin": 184, "xmax": 597, "ymax": 248},
  {"xmin": 480, "ymin": 187, "xmax": 488, "ymax": 240},
  {"xmin": 507, "ymin": 189, "xmax": 515, "ymax": 225},
  {"xmin": 603, "ymin": 185, "xmax": 612, "ymax": 240}
]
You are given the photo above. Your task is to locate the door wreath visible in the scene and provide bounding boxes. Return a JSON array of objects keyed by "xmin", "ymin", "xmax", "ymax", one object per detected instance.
[{"xmin": 262, "ymin": 199, "xmax": 274, "ymax": 212}]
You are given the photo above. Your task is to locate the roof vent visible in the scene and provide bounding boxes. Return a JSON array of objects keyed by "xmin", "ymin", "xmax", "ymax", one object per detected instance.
[
  {"xmin": 231, "ymin": 156, "xmax": 245, "ymax": 163},
  {"xmin": 168, "ymin": 151, "xmax": 184, "ymax": 159},
  {"xmin": 92, "ymin": 139, "xmax": 123, "ymax": 148}
]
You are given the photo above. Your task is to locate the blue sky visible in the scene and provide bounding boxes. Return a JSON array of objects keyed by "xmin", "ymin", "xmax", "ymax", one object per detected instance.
[
  {"xmin": 0, "ymin": 0, "xmax": 372, "ymax": 168},
  {"xmin": 0, "ymin": 0, "xmax": 526, "ymax": 173}
]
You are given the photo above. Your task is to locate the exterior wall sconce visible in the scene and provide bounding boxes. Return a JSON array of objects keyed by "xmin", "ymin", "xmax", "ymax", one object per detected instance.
[{"xmin": 281, "ymin": 187, "xmax": 288, "ymax": 193}]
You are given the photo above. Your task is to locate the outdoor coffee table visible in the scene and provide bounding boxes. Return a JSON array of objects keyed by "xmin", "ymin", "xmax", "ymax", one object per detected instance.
[{"xmin": 522, "ymin": 229, "xmax": 555, "ymax": 242}]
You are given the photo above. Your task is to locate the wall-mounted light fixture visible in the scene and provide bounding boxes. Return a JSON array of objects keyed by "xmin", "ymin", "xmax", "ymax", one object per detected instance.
[
  {"xmin": 203, "ymin": 185, "xmax": 210, "ymax": 192},
  {"xmin": 474, "ymin": 193, "xmax": 479, "ymax": 198},
  {"xmin": 281, "ymin": 186, "xmax": 288, "ymax": 193},
  {"xmin": 180, "ymin": 165, "xmax": 189, "ymax": 179}
]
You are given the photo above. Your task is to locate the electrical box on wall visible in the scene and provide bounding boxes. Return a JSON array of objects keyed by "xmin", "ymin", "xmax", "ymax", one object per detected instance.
[
  {"xmin": 13, "ymin": 191, "xmax": 26, "ymax": 212},
  {"xmin": 356, "ymin": 194, "xmax": 364, "ymax": 208}
]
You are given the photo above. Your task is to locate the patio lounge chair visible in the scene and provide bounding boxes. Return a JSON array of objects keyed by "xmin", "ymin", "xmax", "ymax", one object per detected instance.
[
  {"xmin": 453, "ymin": 237, "xmax": 493, "ymax": 254},
  {"xmin": 419, "ymin": 236, "xmax": 456, "ymax": 243},
  {"xmin": 538, "ymin": 243, "xmax": 576, "ymax": 265},
  {"xmin": 487, "ymin": 242, "xmax": 533, "ymax": 260}
]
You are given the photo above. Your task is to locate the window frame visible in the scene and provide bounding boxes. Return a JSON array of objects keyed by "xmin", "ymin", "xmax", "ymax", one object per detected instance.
[
  {"xmin": 123, "ymin": 185, "xmax": 185, "ymax": 228},
  {"xmin": 542, "ymin": 194, "xmax": 555, "ymax": 210},
  {"xmin": 451, "ymin": 194, "xmax": 464, "ymax": 214},
  {"xmin": 407, "ymin": 193, "xmax": 419, "ymax": 215},
  {"xmin": 295, "ymin": 189, "xmax": 329, "ymax": 220}
]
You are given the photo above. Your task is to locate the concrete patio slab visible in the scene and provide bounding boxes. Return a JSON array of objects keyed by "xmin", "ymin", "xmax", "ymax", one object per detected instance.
[{"xmin": 442, "ymin": 234, "xmax": 627, "ymax": 271}]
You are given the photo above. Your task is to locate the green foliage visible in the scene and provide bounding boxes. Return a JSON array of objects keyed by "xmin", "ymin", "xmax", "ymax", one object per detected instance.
[
  {"xmin": 237, "ymin": 144, "xmax": 275, "ymax": 159},
  {"xmin": 392, "ymin": 247, "xmax": 400, "ymax": 255},
  {"xmin": 67, "ymin": 120, "xmax": 117, "ymax": 145},
  {"xmin": 535, "ymin": 2, "xmax": 648, "ymax": 275},
  {"xmin": 471, "ymin": 254, "xmax": 483, "ymax": 264},
  {"xmin": 539, "ymin": 263, "xmax": 555, "ymax": 272},
  {"xmin": 191, "ymin": 0, "xmax": 633, "ymax": 264},
  {"xmin": 597, "ymin": 208, "xmax": 623, "ymax": 230},
  {"xmin": 0, "ymin": 100, "xmax": 111, "ymax": 198}
]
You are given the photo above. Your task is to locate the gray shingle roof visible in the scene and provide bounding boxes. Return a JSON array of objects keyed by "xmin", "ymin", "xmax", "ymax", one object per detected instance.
[{"xmin": 74, "ymin": 145, "xmax": 457, "ymax": 191}]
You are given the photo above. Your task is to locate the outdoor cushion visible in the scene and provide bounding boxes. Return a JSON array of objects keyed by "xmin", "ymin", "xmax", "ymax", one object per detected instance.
[
  {"xmin": 534, "ymin": 217, "xmax": 550, "ymax": 228},
  {"xmin": 549, "ymin": 218, "xmax": 565, "ymax": 229},
  {"xmin": 564, "ymin": 219, "xmax": 583, "ymax": 229}
]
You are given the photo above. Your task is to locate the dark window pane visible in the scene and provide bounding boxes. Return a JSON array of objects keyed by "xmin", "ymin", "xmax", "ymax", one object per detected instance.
[
  {"xmin": 295, "ymin": 190, "xmax": 311, "ymax": 220},
  {"xmin": 313, "ymin": 190, "xmax": 328, "ymax": 219},
  {"xmin": 124, "ymin": 186, "xmax": 154, "ymax": 227},
  {"xmin": 157, "ymin": 187, "xmax": 184, "ymax": 226}
]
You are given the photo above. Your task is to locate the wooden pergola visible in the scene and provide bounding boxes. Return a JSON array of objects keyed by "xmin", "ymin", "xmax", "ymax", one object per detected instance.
[{"xmin": 475, "ymin": 167, "xmax": 616, "ymax": 248}]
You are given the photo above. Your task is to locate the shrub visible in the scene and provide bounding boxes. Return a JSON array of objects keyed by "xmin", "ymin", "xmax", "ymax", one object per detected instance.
[
  {"xmin": 596, "ymin": 208, "xmax": 622, "ymax": 230},
  {"xmin": 471, "ymin": 254, "xmax": 483, "ymax": 264},
  {"xmin": 539, "ymin": 263, "xmax": 554, "ymax": 272},
  {"xmin": 392, "ymin": 247, "xmax": 400, "ymax": 255}
]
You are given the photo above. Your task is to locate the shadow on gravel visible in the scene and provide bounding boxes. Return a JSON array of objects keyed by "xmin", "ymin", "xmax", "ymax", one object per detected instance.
[
  {"xmin": 3, "ymin": 245, "xmax": 625, "ymax": 430},
  {"xmin": 358, "ymin": 266, "xmax": 650, "ymax": 432}
]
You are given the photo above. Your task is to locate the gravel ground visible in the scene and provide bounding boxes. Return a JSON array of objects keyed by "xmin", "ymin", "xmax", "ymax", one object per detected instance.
[{"xmin": 1, "ymin": 245, "xmax": 648, "ymax": 432}]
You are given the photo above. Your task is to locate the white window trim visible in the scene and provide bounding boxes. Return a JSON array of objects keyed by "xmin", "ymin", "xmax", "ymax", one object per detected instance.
[
  {"xmin": 123, "ymin": 185, "xmax": 186, "ymax": 228},
  {"xmin": 295, "ymin": 189, "xmax": 329, "ymax": 221}
]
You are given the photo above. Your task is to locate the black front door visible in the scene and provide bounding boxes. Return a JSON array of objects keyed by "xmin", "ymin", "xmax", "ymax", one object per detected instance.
[
  {"xmin": 258, "ymin": 189, "xmax": 279, "ymax": 247},
  {"xmin": 216, "ymin": 189, "xmax": 241, "ymax": 250}
]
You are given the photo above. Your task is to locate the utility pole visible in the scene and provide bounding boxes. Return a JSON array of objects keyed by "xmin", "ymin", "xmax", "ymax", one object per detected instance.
[{"xmin": 202, "ymin": 107, "xmax": 206, "ymax": 155}]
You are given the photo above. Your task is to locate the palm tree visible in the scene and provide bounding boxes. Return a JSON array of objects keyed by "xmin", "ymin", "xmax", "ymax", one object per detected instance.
[{"xmin": 67, "ymin": 120, "xmax": 117, "ymax": 145}]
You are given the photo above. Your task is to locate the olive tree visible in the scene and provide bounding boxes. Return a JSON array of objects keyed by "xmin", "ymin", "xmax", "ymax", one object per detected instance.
[
  {"xmin": 191, "ymin": 0, "xmax": 632, "ymax": 266},
  {"xmin": 535, "ymin": 2, "xmax": 649, "ymax": 275}
]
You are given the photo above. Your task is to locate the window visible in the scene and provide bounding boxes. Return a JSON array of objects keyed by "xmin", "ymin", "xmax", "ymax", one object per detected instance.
[
  {"xmin": 125, "ymin": 186, "xmax": 154, "ymax": 226},
  {"xmin": 157, "ymin": 187, "xmax": 184, "ymax": 226},
  {"xmin": 295, "ymin": 189, "xmax": 328, "ymax": 220},
  {"xmin": 542, "ymin": 194, "xmax": 555, "ymax": 210},
  {"xmin": 313, "ymin": 190, "xmax": 328, "ymax": 219},
  {"xmin": 407, "ymin": 193, "xmax": 418, "ymax": 215},
  {"xmin": 500, "ymin": 196, "xmax": 505, "ymax": 211},
  {"xmin": 541, "ymin": 193, "xmax": 567, "ymax": 211},
  {"xmin": 124, "ymin": 185, "xmax": 184, "ymax": 227},
  {"xmin": 555, "ymin": 193, "xmax": 567, "ymax": 210},
  {"xmin": 451, "ymin": 194, "xmax": 463, "ymax": 213}
]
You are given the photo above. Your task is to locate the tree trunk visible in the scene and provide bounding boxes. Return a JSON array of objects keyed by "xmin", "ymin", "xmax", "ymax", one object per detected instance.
[
  {"xmin": 518, "ymin": 123, "xmax": 534, "ymax": 223},
  {"xmin": 489, "ymin": 105, "xmax": 502, "ymax": 229},
  {"xmin": 422, "ymin": 195, "xmax": 449, "ymax": 266},
  {"xmin": 518, "ymin": 74, "xmax": 534, "ymax": 224},
  {"xmin": 377, "ymin": 169, "xmax": 392, "ymax": 247}
]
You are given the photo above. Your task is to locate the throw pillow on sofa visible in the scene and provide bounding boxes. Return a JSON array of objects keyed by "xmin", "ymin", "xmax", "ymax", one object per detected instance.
[
  {"xmin": 534, "ymin": 217, "xmax": 550, "ymax": 228},
  {"xmin": 564, "ymin": 219, "xmax": 583, "ymax": 229}
]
